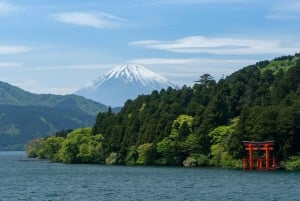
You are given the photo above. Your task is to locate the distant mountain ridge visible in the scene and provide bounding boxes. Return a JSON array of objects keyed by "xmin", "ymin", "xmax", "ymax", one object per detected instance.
[
  {"xmin": 0, "ymin": 81, "xmax": 107, "ymax": 116},
  {"xmin": 75, "ymin": 64, "xmax": 178, "ymax": 107},
  {"xmin": 0, "ymin": 81, "xmax": 108, "ymax": 150}
]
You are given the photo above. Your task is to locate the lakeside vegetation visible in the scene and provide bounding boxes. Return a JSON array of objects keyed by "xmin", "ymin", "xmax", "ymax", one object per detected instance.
[{"xmin": 26, "ymin": 54, "xmax": 300, "ymax": 170}]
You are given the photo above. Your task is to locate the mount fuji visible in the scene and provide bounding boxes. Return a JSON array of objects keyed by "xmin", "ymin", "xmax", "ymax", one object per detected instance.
[{"xmin": 75, "ymin": 65, "xmax": 178, "ymax": 107}]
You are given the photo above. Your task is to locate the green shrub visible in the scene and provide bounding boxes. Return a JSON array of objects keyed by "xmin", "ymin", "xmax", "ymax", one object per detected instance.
[
  {"xmin": 125, "ymin": 146, "xmax": 138, "ymax": 165},
  {"xmin": 190, "ymin": 153, "xmax": 208, "ymax": 166},
  {"xmin": 283, "ymin": 156, "xmax": 300, "ymax": 171},
  {"xmin": 136, "ymin": 143, "xmax": 156, "ymax": 165}
]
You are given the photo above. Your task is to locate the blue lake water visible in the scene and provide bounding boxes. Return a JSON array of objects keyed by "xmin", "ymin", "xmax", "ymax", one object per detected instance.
[{"xmin": 0, "ymin": 151, "xmax": 300, "ymax": 201}]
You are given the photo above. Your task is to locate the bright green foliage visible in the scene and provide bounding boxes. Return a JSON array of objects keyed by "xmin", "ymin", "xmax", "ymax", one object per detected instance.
[
  {"xmin": 283, "ymin": 156, "xmax": 300, "ymax": 171},
  {"xmin": 76, "ymin": 133, "xmax": 105, "ymax": 163},
  {"xmin": 209, "ymin": 118, "xmax": 241, "ymax": 168},
  {"xmin": 58, "ymin": 129, "xmax": 90, "ymax": 163},
  {"xmin": 260, "ymin": 55, "xmax": 298, "ymax": 75},
  {"xmin": 59, "ymin": 128, "xmax": 104, "ymax": 163},
  {"xmin": 181, "ymin": 134, "xmax": 200, "ymax": 155},
  {"xmin": 157, "ymin": 137, "xmax": 178, "ymax": 165},
  {"xmin": 170, "ymin": 115, "xmax": 193, "ymax": 142},
  {"xmin": 156, "ymin": 115, "xmax": 195, "ymax": 165},
  {"xmin": 77, "ymin": 142, "xmax": 94, "ymax": 163},
  {"xmin": 209, "ymin": 144, "xmax": 223, "ymax": 166},
  {"xmin": 124, "ymin": 146, "xmax": 138, "ymax": 165},
  {"xmin": 26, "ymin": 128, "xmax": 105, "ymax": 164},
  {"xmin": 172, "ymin": 115, "xmax": 193, "ymax": 129},
  {"xmin": 26, "ymin": 139, "xmax": 43, "ymax": 158},
  {"xmin": 136, "ymin": 143, "xmax": 156, "ymax": 165},
  {"xmin": 209, "ymin": 118, "xmax": 239, "ymax": 143},
  {"xmin": 209, "ymin": 144, "xmax": 241, "ymax": 168},
  {"xmin": 37, "ymin": 136, "xmax": 64, "ymax": 161}
]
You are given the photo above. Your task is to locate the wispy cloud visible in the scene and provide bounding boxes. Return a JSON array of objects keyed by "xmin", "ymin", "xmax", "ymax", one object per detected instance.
[
  {"xmin": 6, "ymin": 78, "xmax": 80, "ymax": 95},
  {"xmin": 0, "ymin": 1, "xmax": 17, "ymax": 13},
  {"xmin": 0, "ymin": 45, "xmax": 31, "ymax": 54},
  {"xmin": 52, "ymin": 12, "xmax": 126, "ymax": 29},
  {"xmin": 130, "ymin": 36, "xmax": 300, "ymax": 55},
  {"xmin": 31, "ymin": 63, "xmax": 112, "ymax": 71},
  {"xmin": 13, "ymin": 79, "xmax": 41, "ymax": 88},
  {"xmin": 23, "ymin": 82, "xmax": 75, "ymax": 95},
  {"xmin": 128, "ymin": 57, "xmax": 255, "ymax": 65},
  {"xmin": 0, "ymin": 62, "xmax": 22, "ymax": 68},
  {"xmin": 129, "ymin": 58, "xmax": 198, "ymax": 65},
  {"xmin": 137, "ymin": 0, "xmax": 251, "ymax": 6},
  {"xmin": 127, "ymin": 57, "xmax": 257, "ymax": 86},
  {"xmin": 267, "ymin": 0, "xmax": 300, "ymax": 20},
  {"xmin": 12, "ymin": 80, "xmax": 74, "ymax": 95}
]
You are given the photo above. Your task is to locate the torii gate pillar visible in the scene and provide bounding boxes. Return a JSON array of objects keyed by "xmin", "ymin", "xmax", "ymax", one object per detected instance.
[{"xmin": 242, "ymin": 141, "xmax": 276, "ymax": 171}]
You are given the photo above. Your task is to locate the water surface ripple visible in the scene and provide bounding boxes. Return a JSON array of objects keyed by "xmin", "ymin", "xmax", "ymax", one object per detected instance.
[{"xmin": 1, "ymin": 152, "xmax": 299, "ymax": 201}]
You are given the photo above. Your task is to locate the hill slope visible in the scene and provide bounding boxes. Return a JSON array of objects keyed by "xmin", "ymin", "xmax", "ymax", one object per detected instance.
[
  {"xmin": 0, "ymin": 81, "xmax": 108, "ymax": 150},
  {"xmin": 0, "ymin": 81, "xmax": 107, "ymax": 116}
]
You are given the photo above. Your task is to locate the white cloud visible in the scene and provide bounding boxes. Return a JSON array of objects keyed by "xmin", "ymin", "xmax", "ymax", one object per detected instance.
[
  {"xmin": 31, "ymin": 63, "xmax": 112, "ymax": 71},
  {"xmin": 127, "ymin": 57, "xmax": 257, "ymax": 86},
  {"xmin": 13, "ymin": 79, "xmax": 41, "ymax": 88},
  {"xmin": 0, "ymin": 1, "xmax": 17, "ymax": 13},
  {"xmin": 52, "ymin": 12, "xmax": 125, "ymax": 29},
  {"xmin": 129, "ymin": 58, "xmax": 198, "ymax": 65},
  {"xmin": 267, "ymin": 0, "xmax": 300, "ymax": 19},
  {"xmin": 38, "ymin": 87, "xmax": 77, "ymax": 95},
  {"xmin": 130, "ymin": 36, "xmax": 300, "ymax": 55},
  {"xmin": 138, "ymin": 0, "xmax": 251, "ymax": 6},
  {"xmin": 0, "ymin": 62, "xmax": 22, "ymax": 68},
  {"xmin": 128, "ymin": 57, "xmax": 255, "ymax": 65},
  {"xmin": 11, "ymin": 80, "xmax": 75, "ymax": 95},
  {"xmin": 0, "ymin": 45, "xmax": 31, "ymax": 54}
]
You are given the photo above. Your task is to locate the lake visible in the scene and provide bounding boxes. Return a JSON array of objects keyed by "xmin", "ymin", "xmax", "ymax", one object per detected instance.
[{"xmin": 0, "ymin": 151, "xmax": 299, "ymax": 201}]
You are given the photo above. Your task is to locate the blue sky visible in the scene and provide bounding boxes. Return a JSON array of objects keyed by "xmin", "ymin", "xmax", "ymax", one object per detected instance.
[{"xmin": 1, "ymin": 0, "xmax": 300, "ymax": 94}]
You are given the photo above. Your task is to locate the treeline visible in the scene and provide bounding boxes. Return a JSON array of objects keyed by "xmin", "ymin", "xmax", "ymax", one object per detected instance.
[{"xmin": 26, "ymin": 54, "xmax": 300, "ymax": 169}]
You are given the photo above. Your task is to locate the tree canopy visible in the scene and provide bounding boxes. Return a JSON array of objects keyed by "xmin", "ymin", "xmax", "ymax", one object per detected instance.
[{"xmin": 26, "ymin": 53, "xmax": 300, "ymax": 169}]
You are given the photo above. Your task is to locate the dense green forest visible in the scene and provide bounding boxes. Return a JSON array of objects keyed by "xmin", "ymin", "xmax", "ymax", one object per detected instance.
[{"xmin": 26, "ymin": 54, "xmax": 300, "ymax": 170}]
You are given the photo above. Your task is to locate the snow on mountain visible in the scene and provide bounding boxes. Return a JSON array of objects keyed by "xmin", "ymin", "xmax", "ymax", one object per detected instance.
[{"xmin": 75, "ymin": 64, "xmax": 178, "ymax": 107}]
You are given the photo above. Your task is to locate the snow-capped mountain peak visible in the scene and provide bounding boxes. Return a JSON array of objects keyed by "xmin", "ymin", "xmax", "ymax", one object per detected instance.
[
  {"xmin": 75, "ymin": 64, "xmax": 177, "ymax": 107},
  {"xmin": 96, "ymin": 64, "xmax": 171, "ymax": 88}
]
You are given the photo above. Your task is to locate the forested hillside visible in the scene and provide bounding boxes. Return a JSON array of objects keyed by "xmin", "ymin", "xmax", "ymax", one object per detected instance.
[
  {"xmin": 0, "ymin": 105, "xmax": 96, "ymax": 150},
  {"xmin": 0, "ymin": 81, "xmax": 108, "ymax": 150},
  {"xmin": 27, "ymin": 54, "xmax": 300, "ymax": 169},
  {"xmin": 0, "ymin": 81, "xmax": 107, "ymax": 116}
]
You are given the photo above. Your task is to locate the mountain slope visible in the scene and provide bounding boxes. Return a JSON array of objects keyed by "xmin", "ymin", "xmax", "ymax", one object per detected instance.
[
  {"xmin": 0, "ymin": 81, "xmax": 107, "ymax": 116},
  {"xmin": 0, "ymin": 81, "xmax": 108, "ymax": 150},
  {"xmin": 75, "ymin": 64, "xmax": 178, "ymax": 107},
  {"xmin": 0, "ymin": 105, "xmax": 95, "ymax": 150}
]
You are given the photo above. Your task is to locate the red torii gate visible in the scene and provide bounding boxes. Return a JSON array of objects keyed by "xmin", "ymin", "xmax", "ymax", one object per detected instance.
[{"xmin": 242, "ymin": 141, "xmax": 276, "ymax": 171}]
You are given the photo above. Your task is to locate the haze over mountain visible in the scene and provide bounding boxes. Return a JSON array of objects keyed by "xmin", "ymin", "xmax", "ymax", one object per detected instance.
[
  {"xmin": 0, "ymin": 81, "xmax": 108, "ymax": 150},
  {"xmin": 75, "ymin": 65, "xmax": 178, "ymax": 107}
]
